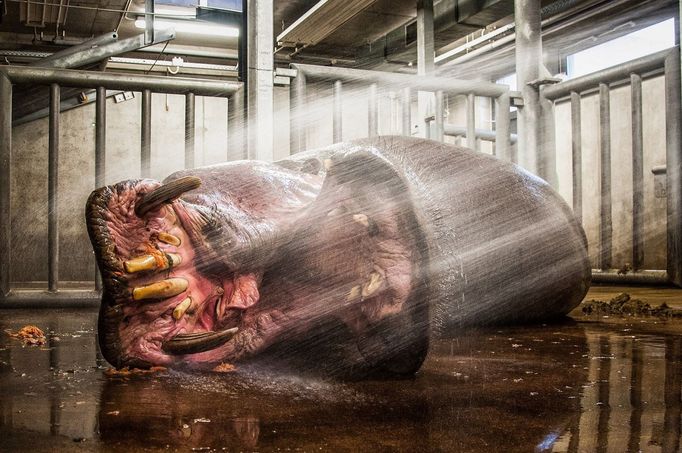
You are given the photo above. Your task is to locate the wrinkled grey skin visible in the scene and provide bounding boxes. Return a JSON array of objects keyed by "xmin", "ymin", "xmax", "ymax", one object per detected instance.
[{"xmin": 88, "ymin": 136, "xmax": 590, "ymax": 376}]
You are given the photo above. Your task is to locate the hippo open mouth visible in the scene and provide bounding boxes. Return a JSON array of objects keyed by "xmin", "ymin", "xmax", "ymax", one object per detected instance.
[
  {"xmin": 87, "ymin": 141, "xmax": 432, "ymax": 374},
  {"xmin": 87, "ymin": 136, "xmax": 589, "ymax": 375}
]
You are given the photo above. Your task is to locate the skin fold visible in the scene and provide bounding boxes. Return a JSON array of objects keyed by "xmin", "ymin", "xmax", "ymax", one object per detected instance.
[{"xmin": 86, "ymin": 136, "xmax": 590, "ymax": 376}]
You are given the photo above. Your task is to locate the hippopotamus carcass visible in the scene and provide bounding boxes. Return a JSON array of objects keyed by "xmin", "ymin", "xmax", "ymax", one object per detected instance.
[{"xmin": 86, "ymin": 136, "xmax": 590, "ymax": 376}]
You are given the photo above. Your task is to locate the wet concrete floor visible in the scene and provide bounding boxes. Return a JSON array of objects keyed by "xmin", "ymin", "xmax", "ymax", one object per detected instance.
[{"xmin": 2, "ymin": 286, "xmax": 682, "ymax": 452}]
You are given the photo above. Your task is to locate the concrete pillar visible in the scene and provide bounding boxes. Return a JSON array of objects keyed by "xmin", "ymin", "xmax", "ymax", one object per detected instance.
[
  {"xmin": 246, "ymin": 0, "xmax": 274, "ymax": 161},
  {"xmin": 417, "ymin": 0, "xmax": 434, "ymax": 139},
  {"xmin": 514, "ymin": 0, "xmax": 556, "ymax": 185}
]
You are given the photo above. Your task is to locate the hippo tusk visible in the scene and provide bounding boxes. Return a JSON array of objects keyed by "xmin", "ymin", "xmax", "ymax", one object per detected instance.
[
  {"xmin": 162, "ymin": 328, "xmax": 238, "ymax": 355},
  {"xmin": 132, "ymin": 278, "xmax": 188, "ymax": 300},
  {"xmin": 135, "ymin": 176, "xmax": 202, "ymax": 217},
  {"xmin": 124, "ymin": 253, "xmax": 181, "ymax": 273},
  {"xmin": 172, "ymin": 297, "xmax": 193, "ymax": 320},
  {"xmin": 157, "ymin": 232, "xmax": 182, "ymax": 246}
]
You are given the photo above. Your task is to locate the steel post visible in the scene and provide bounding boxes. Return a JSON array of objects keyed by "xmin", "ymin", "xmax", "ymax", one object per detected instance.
[
  {"xmin": 368, "ymin": 83, "xmax": 378, "ymax": 137},
  {"xmin": 185, "ymin": 92, "xmax": 195, "ymax": 169},
  {"xmin": 0, "ymin": 75, "xmax": 11, "ymax": 298},
  {"xmin": 631, "ymin": 74, "xmax": 644, "ymax": 270},
  {"xmin": 333, "ymin": 80, "xmax": 342, "ymax": 142},
  {"xmin": 514, "ymin": 0, "xmax": 543, "ymax": 176},
  {"xmin": 599, "ymin": 83, "xmax": 612, "ymax": 270},
  {"xmin": 246, "ymin": 0, "xmax": 274, "ymax": 160},
  {"xmin": 48, "ymin": 84, "xmax": 60, "ymax": 291},
  {"xmin": 290, "ymin": 71, "xmax": 307, "ymax": 153},
  {"xmin": 495, "ymin": 93, "xmax": 510, "ymax": 160},
  {"xmin": 228, "ymin": 88, "xmax": 247, "ymax": 159},
  {"xmin": 95, "ymin": 86, "xmax": 106, "ymax": 291},
  {"xmin": 466, "ymin": 93, "xmax": 476, "ymax": 151},
  {"xmin": 570, "ymin": 91, "xmax": 582, "ymax": 222},
  {"xmin": 665, "ymin": 50, "xmax": 682, "ymax": 285},
  {"xmin": 433, "ymin": 90, "xmax": 444, "ymax": 142},
  {"xmin": 417, "ymin": 0, "xmax": 434, "ymax": 139},
  {"xmin": 141, "ymin": 89, "xmax": 152, "ymax": 178},
  {"xmin": 144, "ymin": 0, "xmax": 155, "ymax": 46},
  {"xmin": 402, "ymin": 87, "xmax": 411, "ymax": 136}
]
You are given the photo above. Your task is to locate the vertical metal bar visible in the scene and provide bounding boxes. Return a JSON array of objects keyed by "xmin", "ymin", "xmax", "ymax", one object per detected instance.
[
  {"xmin": 417, "ymin": 0, "xmax": 434, "ymax": 139},
  {"xmin": 571, "ymin": 91, "xmax": 583, "ymax": 222},
  {"xmin": 48, "ymin": 83, "xmax": 59, "ymax": 291},
  {"xmin": 228, "ymin": 87, "xmax": 246, "ymax": 160},
  {"xmin": 246, "ymin": 0, "xmax": 274, "ymax": 161},
  {"xmin": 665, "ymin": 50, "xmax": 682, "ymax": 285},
  {"xmin": 333, "ymin": 80, "xmax": 342, "ymax": 143},
  {"xmin": 144, "ymin": 0, "xmax": 154, "ymax": 45},
  {"xmin": 0, "ymin": 75, "xmax": 11, "ymax": 297},
  {"xmin": 514, "ymin": 0, "xmax": 543, "ymax": 175},
  {"xmin": 185, "ymin": 92, "xmax": 195, "ymax": 169},
  {"xmin": 368, "ymin": 83, "xmax": 378, "ymax": 137},
  {"xmin": 599, "ymin": 83, "xmax": 612, "ymax": 270},
  {"xmin": 401, "ymin": 87, "xmax": 411, "ymax": 136},
  {"xmin": 466, "ymin": 93, "xmax": 476, "ymax": 151},
  {"xmin": 141, "ymin": 89, "xmax": 151, "ymax": 177},
  {"xmin": 290, "ymin": 72, "xmax": 306, "ymax": 154},
  {"xmin": 495, "ymin": 93, "xmax": 510, "ymax": 161},
  {"xmin": 630, "ymin": 74, "xmax": 644, "ymax": 270},
  {"xmin": 94, "ymin": 86, "xmax": 106, "ymax": 292},
  {"xmin": 433, "ymin": 90, "xmax": 444, "ymax": 142}
]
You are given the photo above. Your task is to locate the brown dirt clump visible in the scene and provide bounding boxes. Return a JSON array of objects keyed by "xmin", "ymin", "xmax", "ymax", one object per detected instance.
[
  {"xmin": 581, "ymin": 292, "xmax": 682, "ymax": 318},
  {"xmin": 7, "ymin": 325, "xmax": 47, "ymax": 346}
]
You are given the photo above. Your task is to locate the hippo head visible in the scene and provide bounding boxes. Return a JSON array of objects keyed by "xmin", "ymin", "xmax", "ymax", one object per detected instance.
[{"xmin": 86, "ymin": 149, "xmax": 431, "ymax": 376}]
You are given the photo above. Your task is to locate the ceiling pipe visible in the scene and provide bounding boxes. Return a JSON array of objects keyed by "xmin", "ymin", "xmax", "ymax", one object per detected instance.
[
  {"xmin": 29, "ymin": 31, "xmax": 118, "ymax": 68},
  {"xmin": 29, "ymin": 30, "xmax": 176, "ymax": 69}
]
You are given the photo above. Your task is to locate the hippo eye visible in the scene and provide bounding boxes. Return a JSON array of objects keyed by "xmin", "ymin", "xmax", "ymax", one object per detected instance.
[{"xmin": 327, "ymin": 206, "xmax": 347, "ymax": 217}]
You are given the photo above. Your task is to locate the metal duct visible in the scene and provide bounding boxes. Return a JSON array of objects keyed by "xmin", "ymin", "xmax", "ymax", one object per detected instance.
[{"xmin": 277, "ymin": 0, "xmax": 379, "ymax": 47}]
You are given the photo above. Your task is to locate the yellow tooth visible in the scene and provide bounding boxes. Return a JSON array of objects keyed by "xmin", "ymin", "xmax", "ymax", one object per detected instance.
[
  {"xmin": 124, "ymin": 253, "xmax": 181, "ymax": 273},
  {"xmin": 124, "ymin": 255, "xmax": 156, "ymax": 273},
  {"xmin": 323, "ymin": 159, "xmax": 333, "ymax": 171},
  {"xmin": 172, "ymin": 297, "xmax": 192, "ymax": 320},
  {"xmin": 361, "ymin": 272, "xmax": 384, "ymax": 298},
  {"xmin": 346, "ymin": 285, "xmax": 362, "ymax": 302},
  {"xmin": 158, "ymin": 232, "xmax": 181, "ymax": 246},
  {"xmin": 132, "ymin": 278, "xmax": 188, "ymax": 301},
  {"xmin": 167, "ymin": 253, "xmax": 182, "ymax": 268},
  {"xmin": 352, "ymin": 214, "xmax": 370, "ymax": 228}
]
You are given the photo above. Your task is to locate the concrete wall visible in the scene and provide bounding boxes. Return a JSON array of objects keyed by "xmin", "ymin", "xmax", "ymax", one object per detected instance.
[{"xmin": 10, "ymin": 92, "xmax": 228, "ymax": 284}]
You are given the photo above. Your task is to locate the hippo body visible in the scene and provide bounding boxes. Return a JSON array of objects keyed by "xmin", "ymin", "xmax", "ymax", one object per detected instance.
[{"xmin": 87, "ymin": 136, "xmax": 590, "ymax": 375}]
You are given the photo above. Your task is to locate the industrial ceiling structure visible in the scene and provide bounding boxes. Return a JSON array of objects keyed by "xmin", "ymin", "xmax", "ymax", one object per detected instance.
[{"xmin": 0, "ymin": 0, "xmax": 675, "ymax": 75}]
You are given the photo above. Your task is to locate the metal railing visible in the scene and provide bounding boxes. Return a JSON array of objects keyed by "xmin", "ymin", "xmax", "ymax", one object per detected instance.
[
  {"xmin": 542, "ymin": 46, "xmax": 682, "ymax": 285},
  {"xmin": 0, "ymin": 65, "xmax": 244, "ymax": 306},
  {"xmin": 288, "ymin": 63, "xmax": 513, "ymax": 161}
]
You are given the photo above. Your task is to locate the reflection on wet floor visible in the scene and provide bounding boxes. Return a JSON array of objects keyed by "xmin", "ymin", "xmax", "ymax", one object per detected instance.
[{"xmin": 1, "ymin": 308, "xmax": 682, "ymax": 451}]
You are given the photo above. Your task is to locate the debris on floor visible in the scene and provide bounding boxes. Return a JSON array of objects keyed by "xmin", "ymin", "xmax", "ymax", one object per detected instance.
[
  {"xmin": 581, "ymin": 292, "xmax": 682, "ymax": 317},
  {"xmin": 6, "ymin": 325, "xmax": 47, "ymax": 345},
  {"xmin": 103, "ymin": 366, "xmax": 167, "ymax": 377},
  {"xmin": 212, "ymin": 362, "xmax": 236, "ymax": 373}
]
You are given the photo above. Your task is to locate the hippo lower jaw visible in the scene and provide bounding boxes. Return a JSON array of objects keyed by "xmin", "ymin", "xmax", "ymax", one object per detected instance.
[{"xmin": 87, "ymin": 157, "xmax": 428, "ymax": 373}]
